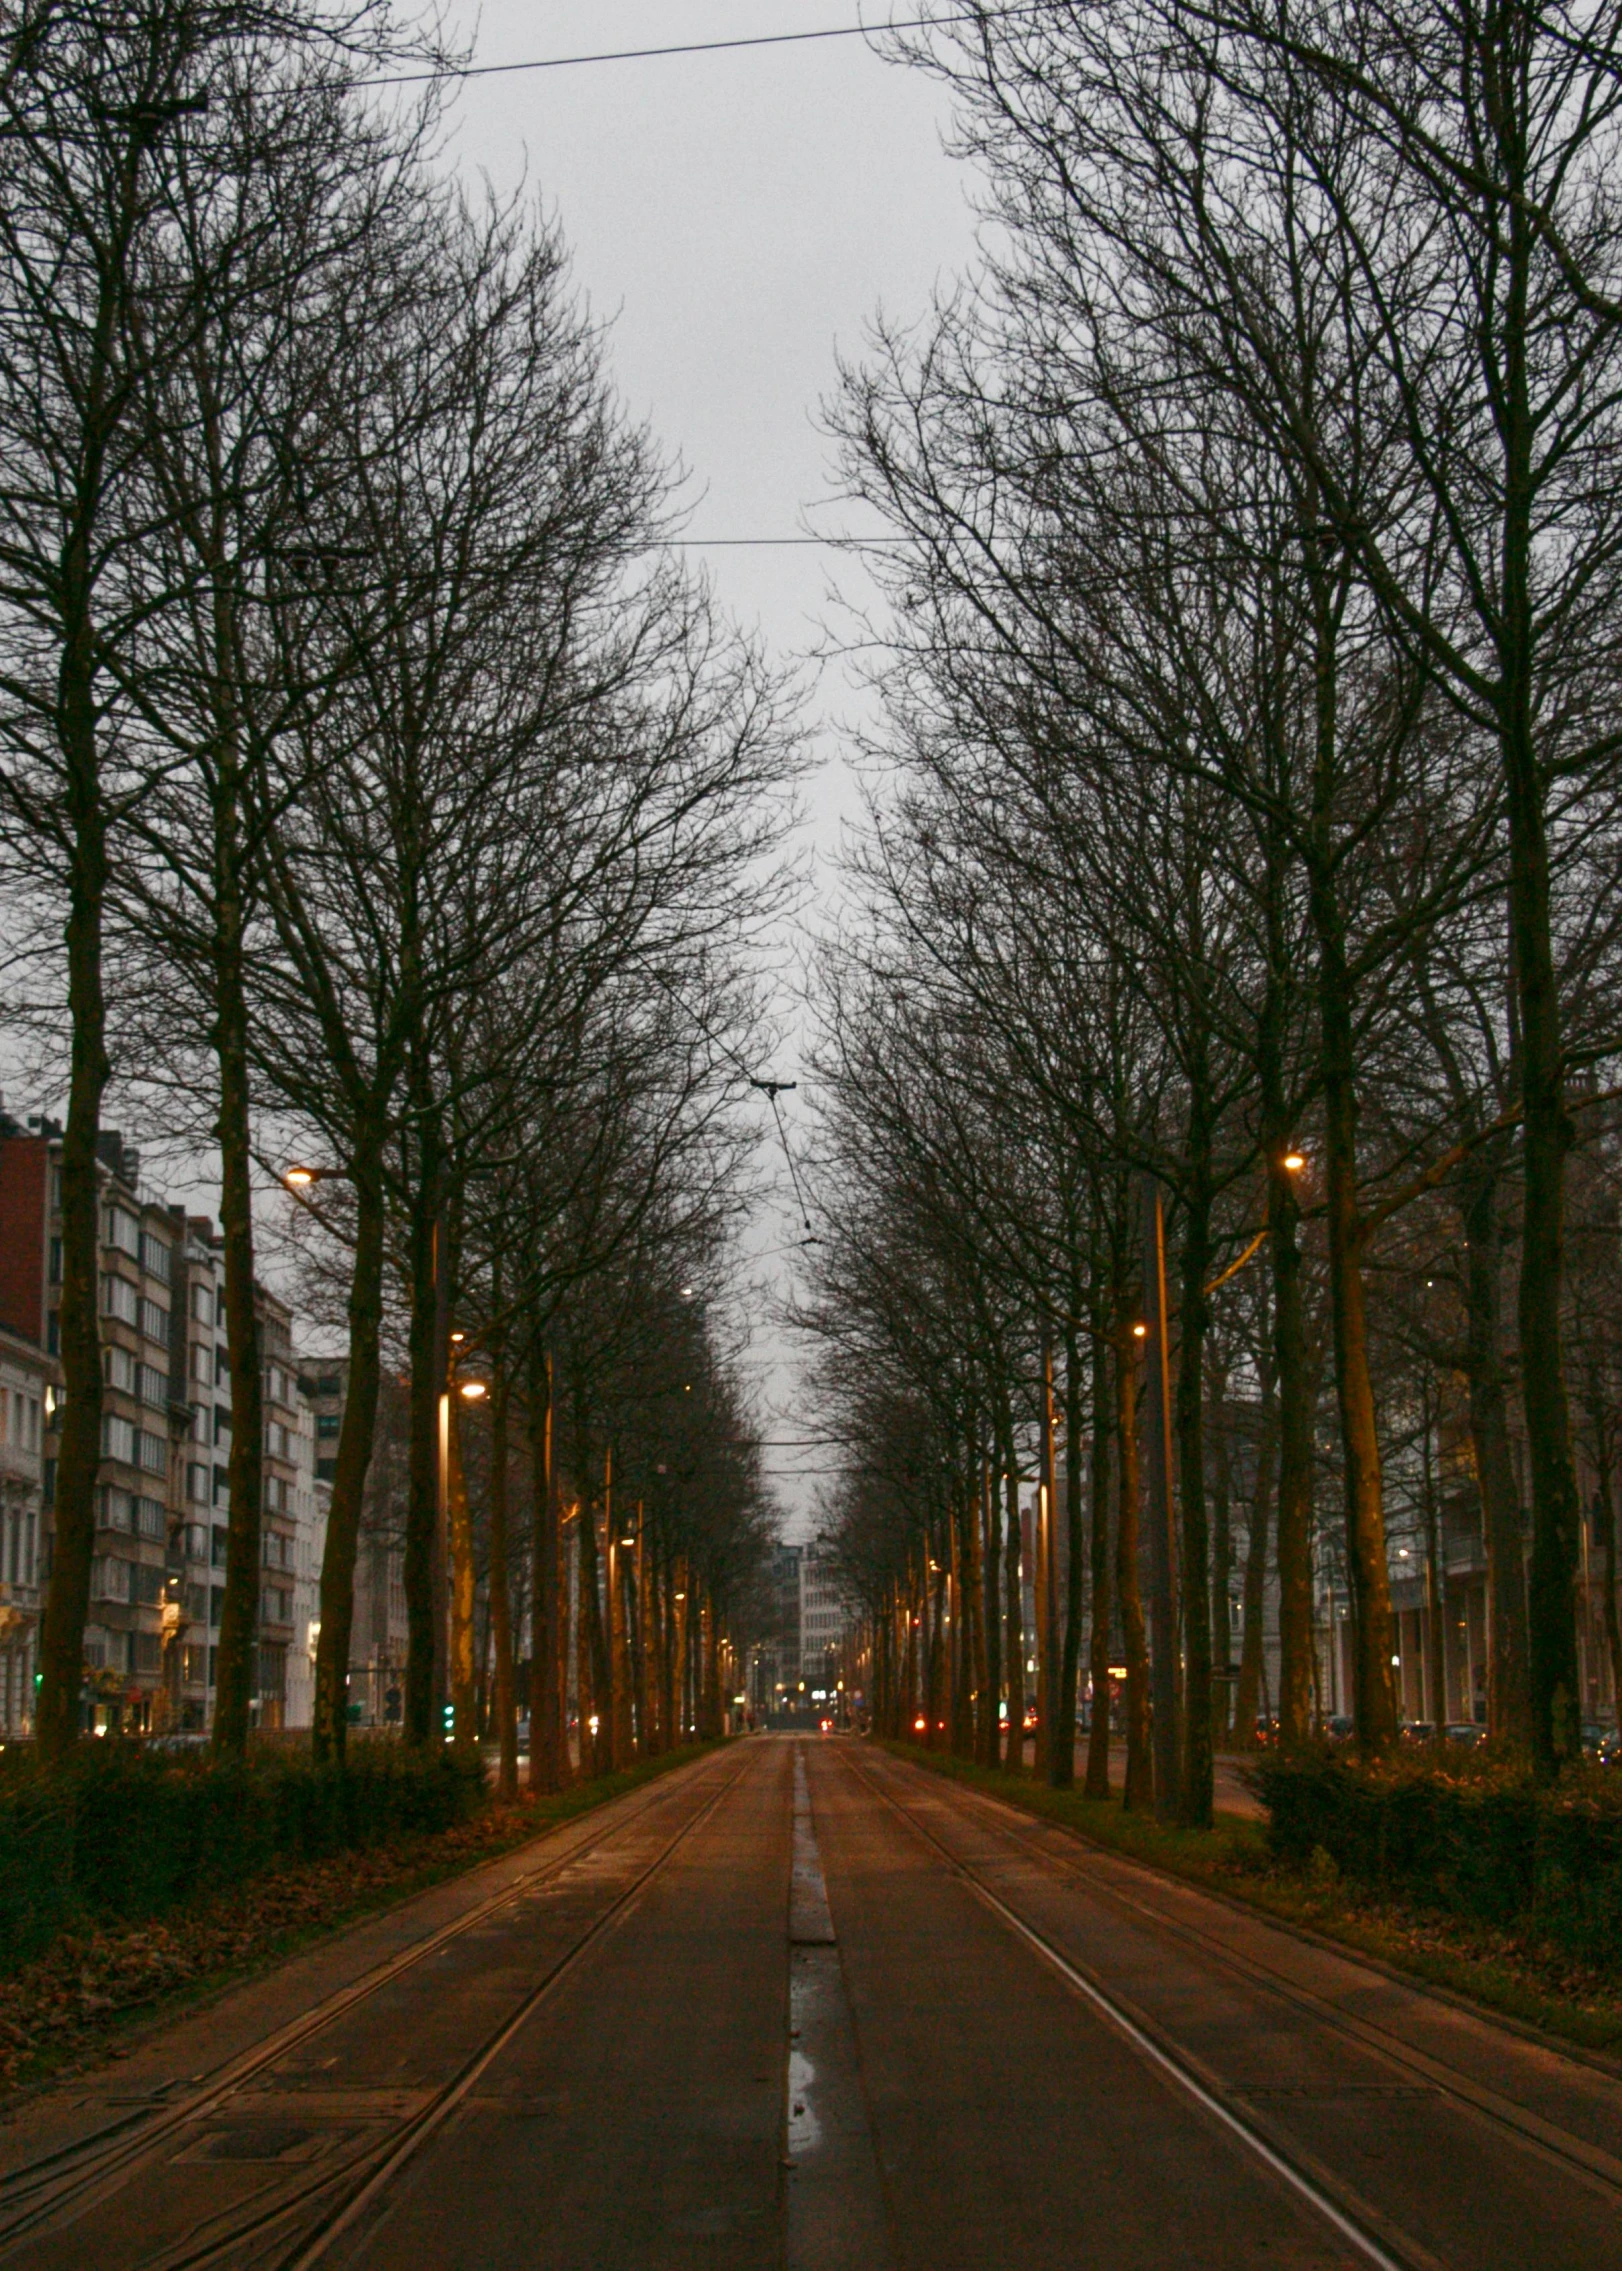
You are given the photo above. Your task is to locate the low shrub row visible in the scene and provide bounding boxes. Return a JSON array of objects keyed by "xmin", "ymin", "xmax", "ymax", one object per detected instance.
[
  {"xmin": 0, "ymin": 1741, "xmax": 485, "ymax": 1975},
  {"xmin": 1252, "ymin": 1752, "xmax": 1622, "ymax": 1965}
]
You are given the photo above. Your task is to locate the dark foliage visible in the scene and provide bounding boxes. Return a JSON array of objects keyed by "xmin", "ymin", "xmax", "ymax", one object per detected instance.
[
  {"xmin": 1254, "ymin": 1754, "xmax": 1622, "ymax": 1965},
  {"xmin": 0, "ymin": 1742, "xmax": 484, "ymax": 1974}
]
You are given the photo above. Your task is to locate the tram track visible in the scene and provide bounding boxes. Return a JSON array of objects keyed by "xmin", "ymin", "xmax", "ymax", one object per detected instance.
[
  {"xmin": 0, "ymin": 1745, "xmax": 749, "ymax": 2268},
  {"xmin": 844, "ymin": 1745, "xmax": 1622, "ymax": 2271}
]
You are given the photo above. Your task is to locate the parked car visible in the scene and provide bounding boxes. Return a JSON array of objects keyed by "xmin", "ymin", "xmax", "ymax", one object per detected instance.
[
  {"xmin": 1400, "ymin": 1720, "xmax": 1437, "ymax": 1746},
  {"xmin": 1325, "ymin": 1715, "xmax": 1355, "ymax": 1744},
  {"xmin": 1443, "ymin": 1722, "xmax": 1485, "ymax": 1748}
]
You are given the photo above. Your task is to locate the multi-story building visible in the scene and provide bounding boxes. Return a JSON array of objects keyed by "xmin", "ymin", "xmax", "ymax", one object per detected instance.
[
  {"xmin": 295, "ymin": 1361, "xmax": 408, "ymax": 1728},
  {"xmin": 0, "ymin": 1122, "xmax": 184, "ymax": 1734},
  {"xmin": 799, "ymin": 1553, "xmax": 850, "ymax": 1700},
  {"xmin": 0, "ymin": 1115, "xmax": 325, "ymax": 1736},
  {"xmin": 0, "ymin": 1321, "xmax": 49, "ymax": 1737}
]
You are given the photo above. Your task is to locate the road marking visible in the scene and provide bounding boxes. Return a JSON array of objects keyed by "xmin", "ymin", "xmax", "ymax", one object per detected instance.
[{"xmin": 785, "ymin": 1745, "xmax": 894, "ymax": 2271}]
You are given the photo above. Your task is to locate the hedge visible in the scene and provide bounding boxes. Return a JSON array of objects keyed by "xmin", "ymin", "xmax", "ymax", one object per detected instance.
[
  {"xmin": 0, "ymin": 1741, "xmax": 485, "ymax": 1975},
  {"xmin": 1251, "ymin": 1752, "xmax": 1622, "ymax": 1966}
]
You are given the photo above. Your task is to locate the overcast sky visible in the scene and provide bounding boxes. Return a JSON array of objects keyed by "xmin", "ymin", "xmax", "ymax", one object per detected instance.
[{"xmin": 437, "ymin": 4, "xmax": 981, "ymax": 1534}]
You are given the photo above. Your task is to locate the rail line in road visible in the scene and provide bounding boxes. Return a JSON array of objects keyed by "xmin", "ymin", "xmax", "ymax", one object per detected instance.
[
  {"xmin": 843, "ymin": 1745, "xmax": 1622, "ymax": 2271},
  {"xmin": 0, "ymin": 1746, "xmax": 749, "ymax": 2270}
]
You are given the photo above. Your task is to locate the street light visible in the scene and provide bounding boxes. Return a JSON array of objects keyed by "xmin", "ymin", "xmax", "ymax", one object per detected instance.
[
  {"xmin": 1282, "ymin": 1150, "xmax": 1306, "ymax": 1174},
  {"xmin": 283, "ymin": 1162, "xmax": 347, "ymax": 1188},
  {"xmin": 457, "ymin": 1378, "xmax": 487, "ymax": 1402}
]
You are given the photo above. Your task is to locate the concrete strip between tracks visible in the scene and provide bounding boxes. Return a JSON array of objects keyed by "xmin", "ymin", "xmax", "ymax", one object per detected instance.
[{"xmin": 785, "ymin": 1744, "xmax": 894, "ymax": 2271}]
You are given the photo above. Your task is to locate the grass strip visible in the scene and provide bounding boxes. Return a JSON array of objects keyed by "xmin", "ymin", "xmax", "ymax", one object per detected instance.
[
  {"xmin": 879, "ymin": 1741, "xmax": 1622, "ymax": 2057},
  {"xmin": 0, "ymin": 1741, "xmax": 722, "ymax": 2106}
]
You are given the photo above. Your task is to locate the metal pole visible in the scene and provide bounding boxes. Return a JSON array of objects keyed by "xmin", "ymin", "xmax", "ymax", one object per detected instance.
[{"xmin": 1142, "ymin": 1174, "xmax": 1180, "ymax": 1821}]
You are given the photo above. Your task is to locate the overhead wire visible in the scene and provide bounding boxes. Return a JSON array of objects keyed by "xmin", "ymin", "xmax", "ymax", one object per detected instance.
[{"xmin": 365, "ymin": 8, "xmax": 1050, "ymax": 87}]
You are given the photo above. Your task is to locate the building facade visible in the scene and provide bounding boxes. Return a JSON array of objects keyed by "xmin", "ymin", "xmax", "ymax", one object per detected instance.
[
  {"xmin": 0, "ymin": 1323, "xmax": 48, "ymax": 1737},
  {"xmin": 0, "ymin": 1114, "xmax": 325, "ymax": 1737}
]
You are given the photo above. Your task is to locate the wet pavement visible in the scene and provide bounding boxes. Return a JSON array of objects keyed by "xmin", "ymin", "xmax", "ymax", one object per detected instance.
[{"xmin": 3, "ymin": 1736, "xmax": 1620, "ymax": 2269}]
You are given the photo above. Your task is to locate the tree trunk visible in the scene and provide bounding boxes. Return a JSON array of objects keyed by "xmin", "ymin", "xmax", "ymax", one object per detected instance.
[
  {"xmin": 1461, "ymin": 1153, "xmax": 1531, "ymax": 1746},
  {"xmin": 580, "ymin": 1472, "xmax": 611, "ymax": 1774},
  {"xmin": 1208, "ymin": 1352, "xmax": 1232, "ymax": 1748},
  {"xmin": 446, "ymin": 1381, "xmax": 476, "ymax": 1760},
  {"xmin": 37, "ymin": 765, "xmax": 108, "ymax": 1761},
  {"xmin": 1308, "ymin": 844, "xmax": 1395, "ymax": 1751},
  {"xmin": 312, "ymin": 1120, "xmax": 386, "ymax": 1763},
  {"xmin": 1233, "ymin": 1385, "xmax": 1278, "ymax": 1747},
  {"xmin": 527, "ymin": 1342, "xmax": 562, "ymax": 1793},
  {"xmin": 980, "ymin": 1452, "xmax": 1002, "ymax": 1767},
  {"xmin": 1117, "ymin": 1310, "xmax": 1152, "ymax": 1813},
  {"xmin": 1421, "ymin": 1392, "xmax": 1448, "ymax": 1730},
  {"xmin": 1085, "ymin": 1285, "xmax": 1114, "ymax": 1800},
  {"xmin": 1176, "ymin": 1155, "xmax": 1214, "ymax": 1829},
  {"xmin": 402, "ymin": 1145, "xmax": 444, "ymax": 1747},
  {"xmin": 487, "ymin": 1362, "xmax": 517, "ymax": 1799},
  {"xmin": 998, "ymin": 1387, "xmax": 1024, "ymax": 1770},
  {"xmin": 965, "ymin": 1464, "xmax": 989, "ymax": 1760},
  {"xmin": 1592, "ymin": 1403, "xmax": 1622, "ymax": 1726},
  {"xmin": 1055, "ymin": 1328, "xmax": 1086, "ymax": 1789}
]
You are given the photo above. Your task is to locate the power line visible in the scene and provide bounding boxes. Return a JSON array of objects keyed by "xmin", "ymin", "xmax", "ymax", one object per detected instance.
[
  {"xmin": 366, "ymin": 7, "xmax": 1044, "ymax": 88},
  {"xmin": 663, "ymin": 536, "xmax": 914, "ymax": 548}
]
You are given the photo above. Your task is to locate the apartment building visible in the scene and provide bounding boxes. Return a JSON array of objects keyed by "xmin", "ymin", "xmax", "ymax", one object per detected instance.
[
  {"xmin": 0, "ymin": 1114, "xmax": 321, "ymax": 1736},
  {"xmin": 0, "ymin": 1322, "xmax": 49, "ymax": 1736},
  {"xmin": 295, "ymin": 1361, "xmax": 408, "ymax": 1728}
]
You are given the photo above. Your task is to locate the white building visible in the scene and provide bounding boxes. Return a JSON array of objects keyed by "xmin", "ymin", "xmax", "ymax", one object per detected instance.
[
  {"xmin": 0, "ymin": 1324, "xmax": 48, "ymax": 1738},
  {"xmin": 285, "ymin": 1386, "xmax": 325, "ymax": 1730}
]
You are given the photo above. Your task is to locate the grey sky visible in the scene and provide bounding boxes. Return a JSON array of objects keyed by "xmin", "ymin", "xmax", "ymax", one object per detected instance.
[{"xmin": 442, "ymin": 4, "xmax": 979, "ymax": 1534}]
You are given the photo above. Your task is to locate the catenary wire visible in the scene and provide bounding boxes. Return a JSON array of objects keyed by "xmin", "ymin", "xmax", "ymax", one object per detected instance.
[{"xmin": 363, "ymin": 7, "xmax": 1050, "ymax": 86}]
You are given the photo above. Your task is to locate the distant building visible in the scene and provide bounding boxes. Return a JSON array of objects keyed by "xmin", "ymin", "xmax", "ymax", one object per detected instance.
[{"xmin": 799, "ymin": 1554, "xmax": 850, "ymax": 1697}]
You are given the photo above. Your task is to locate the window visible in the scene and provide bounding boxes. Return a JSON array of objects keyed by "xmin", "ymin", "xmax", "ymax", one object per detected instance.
[
  {"xmin": 137, "ymin": 1429, "xmax": 166, "ymax": 1475},
  {"xmin": 48, "ymin": 1236, "xmax": 61, "ymax": 1285},
  {"xmin": 92, "ymin": 1555, "xmax": 131, "ymax": 1603},
  {"xmin": 132, "ymin": 1632, "xmax": 161, "ymax": 1674},
  {"xmin": 102, "ymin": 1276, "xmax": 138, "ymax": 1327},
  {"xmin": 140, "ymin": 1363, "xmax": 168, "ymax": 1409},
  {"xmin": 211, "ymin": 1526, "xmax": 228, "ymax": 1567},
  {"xmin": 47, "ymin": 1311, "xmax": 58, "ymax": 1357},
  {"xmin": 50, "ymin": 1166, "xmax": 62, "ymax": 1212},
  {"xmin": 139, "ymin": 1296, "xmax": 168, "ymax": 1345},
  {"xmin": 182, "ymin": 1644, "xmax": 208, "ymax": 1685},
  {"xmin": 192, "ymin": 1282, "xmax": 213, "ymax": 1323},
  {"xmin": 316, "ymin": 1375, "xmax": 341, "ymax": 1398},
  {"xmin": 105, "ymin": 1344, "xmax": 135, "ymax": 1393},
  {"xmin": 209, "ymin": 1585, "xmax": 223, "ymax": 1628},
  {"xmin": 106, "ymin": 1207, "xmax": 140, "ymax": 1259},
  {"xmin": 316, "ymin": 1413, "xmax": 340, "ymax": 1438},
  {"xmin": 99, "ymin": 1486, "xmax": 132, "ymax": 1532},
  {"xmin": 136, "ymin": 1496, "xmax": 165, "ymax": 1540},
  {"xmin": 102, "ymin": 1413, "xmax": 136, "ymax": 1464},
  {"xmin": 131, "ymin": 1562, "xmax": 163, "ymax": 1606},
  {"xmin": 187, "ymin": 1462, "xmax": 210, "ymax": 1505},
  {"xmin": 214, "ymin": 1405, "xmax": 230, "ymax": 1445},
  {"xmin": 191, "ymin": 1342, "xmax": 212, "ymax": 1384},
  {"xmin": 139, "ymin": 1231, "xmax": 171, "ymax": 1283},
  {"xmin": 261, "ymin": 1585, "xmax": 292, "ymax": 1625}
]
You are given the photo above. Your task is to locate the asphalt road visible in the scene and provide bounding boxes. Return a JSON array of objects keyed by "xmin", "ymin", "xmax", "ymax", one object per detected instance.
[{"xmin": 2, "ymin": 1737, "xmax": 1620, "ymax": 2269}]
